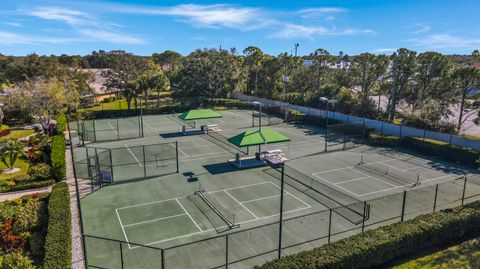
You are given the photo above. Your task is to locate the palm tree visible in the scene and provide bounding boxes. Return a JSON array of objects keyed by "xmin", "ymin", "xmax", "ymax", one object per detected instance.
[{"xmin": 1, "ymin": 140, "xmax": 24, "ymax": 171}]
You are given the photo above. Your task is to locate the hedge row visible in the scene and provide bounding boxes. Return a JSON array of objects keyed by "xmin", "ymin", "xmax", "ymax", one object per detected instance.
[
  {"xmin": 256, "ymin": 201, "xmax": 480, "ymax": 269},
  {"xmin": 0, "ymin": 179, "xmax": 55, "ymax": 193},
  {"xmin": 367, "ymin": 132, "xmax": 480, "ymax": 167},
  {"xmin": 56, "ymin": 114, "xmax": 67, "ymax": 134},
  {"xmin": 50, "ymin": 135, "xmax": 66, "ymax": 182},
  {"xmin": 43, "ymin": 182, "xmax": 71, "ymax": 269}
]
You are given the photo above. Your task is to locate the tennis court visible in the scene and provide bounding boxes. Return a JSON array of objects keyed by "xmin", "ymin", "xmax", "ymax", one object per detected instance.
[{"xmin": 70, "ymin": 109, "xmax": 480, "ymax": 269}]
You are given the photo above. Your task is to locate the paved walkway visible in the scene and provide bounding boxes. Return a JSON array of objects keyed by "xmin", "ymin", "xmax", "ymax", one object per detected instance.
[
  {"xmin": 0, "ymin": 186, "xmax": 52, "ymax": 202},
  {"xmin": 67, "ymin": 143, "xmax": 86, "ymax": 269}
]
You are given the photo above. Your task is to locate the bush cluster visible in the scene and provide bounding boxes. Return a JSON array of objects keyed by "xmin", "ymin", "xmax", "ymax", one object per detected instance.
[
  {"xmin": 1, "ymin": 180, "xmax": 55, "ymax": 193},
  {"xmin": 50, "ymin": 136, "xmax": 65, "ymax": 182},
  {"xmin": 43, "ymin": 182, "xmax": 71, "ymax": 269},
  {"xmin": 56, "ymin": 115, "xmax": 67, "ymax": 134},
  {"xmin": 256, "ymin": 201, "xmax": 480, "ymax": 269}
]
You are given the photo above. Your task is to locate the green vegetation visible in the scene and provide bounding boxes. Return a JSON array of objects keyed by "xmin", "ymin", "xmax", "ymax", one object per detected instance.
[
  {"xmin": 50, "ymin": 136, "xmax": 66, "ymax": 182},
  {"xmin": 43, "ymin": 182, "xmax": 71, "ymax": 269},
  {"xmin": 0, "ymin": 129, "xmax": 35, "ymax": 143},
  {"xmin": 0, "ymin": 194, "xmax": 49, "ymax": 267},
  {"xmin": 394, "ymin": 237, "xmax": 480, "ymax": 269},
  {"xmin": 56, "ymin": 115, "xmax": 67, "ymax": 134},
  {"xmin": 0, "ymin": 157, "xmax": 29, "ymax": 181},
  {"xmin": 256, "ymin": 201, "xmax": 480, "ymax": 269}
]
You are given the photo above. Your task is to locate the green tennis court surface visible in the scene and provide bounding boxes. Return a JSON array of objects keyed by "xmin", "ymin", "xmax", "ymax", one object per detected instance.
[{"xmin": 70, "ymin": 109, "xmax": 480, "ymax": 269}]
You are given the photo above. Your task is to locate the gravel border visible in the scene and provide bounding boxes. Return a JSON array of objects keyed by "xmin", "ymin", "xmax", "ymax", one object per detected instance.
[{"xmin": 66, "ymin": 143, "xmax": 86, "ymax": 269}]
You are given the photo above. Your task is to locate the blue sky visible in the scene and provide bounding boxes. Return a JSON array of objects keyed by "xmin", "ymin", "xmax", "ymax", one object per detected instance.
[{"xmin": 1, "ymin": 0, "xmax": 479, "ymax": 56}]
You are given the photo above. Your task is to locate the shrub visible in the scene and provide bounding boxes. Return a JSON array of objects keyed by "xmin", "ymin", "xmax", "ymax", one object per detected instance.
[
  {"xmin": 255, "ymin": 201, "xmax": 480, "ymax": 269},
  {"xmin": 401, "ymin": 136, "xmax": 479, "ymax": 167},
  {"xmin": 100, "ymin": 96, "xmax": 116, "ymax": 103},
  {"xmin": 50, "ymin": 136, "xmax": 65, "ymax": 182},
  {"xmin": 1, "ymin": 180, "xmax": 55, "ymax": 193},
  {"xmin": 27, "ymin": 163, "xmax": 52, "ymax": 181},
  {"xmin": 367, "ymin": 132, "xmax": 402, "ymax": 147},
  {"xmin": 0, "ymin": 125, "xmax": 10, "ymax": 137},
  {"xmin": 56, "ymin": 115, "xmax": 67, "ymax": 134},
  {"xmin": 28, "ymin": 231, "xmax": 45, "ymax": 262},
  {"xmin": 0, "ymin": 251, "xmax": 35, "ymax": 269},
  {"xmin": 43, "ymin": 182, "xmax": 71, "ymax": 269}
]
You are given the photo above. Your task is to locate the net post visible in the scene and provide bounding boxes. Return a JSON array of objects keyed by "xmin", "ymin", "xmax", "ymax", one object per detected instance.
[
  {"xmin": 400, "ymin": 190, "xmax": 407, "ymax": 222},
  {"xmin": 175, "ymin": 142, "xmax": 179, "ymax": 173},
  {"xmin": 161, "ymin": 249, "xmax": 165, "ymax": 269},
  {"xmin": 143, "ymin": 145, "xmax": 147, "ymax": 178},
  {"xmin": 461, "ymin": 176, "xmax": 467, "ymax": 205},
  {"xmin": 433, "ymin": 184, "xmax": 439, "ymax": 212},
  {"xmin": 327, "ymin": 209, "xmax": 333, "ymax": 243},
  {"xmin": 116, "ymin": 119, "xmax": 120, "ymax": 140},
  {"xmin": 225, "ymin": 234, "xmax": 229, "ymax": 269},
  {"xmin": 119, "ymin": 242, "xmax": 124, "ymax": 269}
]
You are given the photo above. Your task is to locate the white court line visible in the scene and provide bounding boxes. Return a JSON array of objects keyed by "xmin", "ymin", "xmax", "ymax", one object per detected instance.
[
  {"xmin": 130, "ymin": 205, "xmax": 311, "ymax": 249},
  {"xmin": 107, "ymin": 121, "xmax": 118, "ymax": 135},
  {"xmin": 224, "ymin": 190, "xmax": 259, "ymax": 219},
  {"xmin": 267, "ymin": 182, "xmax": 312, "ymax": 209},
  {"xmin": 123, "ymin": 213, "xmax": 187, "ymax": 228},
  {"xmin": 312, "ymin": 158, "xmax": 394, "ymax": 176},
  {"xmin": 142, "ymin": 120, "xmax": 154, "ymax": 130},
  {"xmin": 115, "ymin": 209, "xmax": 132, "ymax": 249},
  {"xmin": 171, "ymin": 143, "xmax": 189, "ymax": 158},
  {"xmin": 241, "ymin": 194, "xmax": 280, "ymax": 204},
  {"xmin": 175, "ymin": 198, "xmax": 202, "ymax": 232},
  {"xmin": 124, "ymin": 144, "xmax": 143, "ymax": 167},
  {"xmin": 348, "ymin": 167, "xmax": 398, "ymax": 188}
]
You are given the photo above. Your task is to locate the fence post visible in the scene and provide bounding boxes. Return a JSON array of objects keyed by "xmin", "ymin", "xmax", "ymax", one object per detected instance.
[
  {"xmin": 461, "ymin": 176, "xmax": 468, "ymax": 205},
  {"xmin": 175, "ymin": 142, "xmax": 179, "ymax": 173},
  {"xmin": 449, "ymin": 132, "xmax": 453, "ymax": 147},
  {"xmin": 117, "ymin": 119, "xmax": 120, "ymax": 140},
  {"xmin": 278, "ymin": 165, "xmax": 285, "ymax": 259},
  {"xmin": 161, "ymin": 249, "xmax": 165, "ymax": 269},
  {"xmin": 109, "ymin": 149, "xmax": 114, "ymax": 183},
  {"xmin": 328, "ymin": 209, "xmax": 333, "ymax": 243},
  {"xmin": 143, "ymin": 145, "xmax": 147, "ymax": 178},
  {"xmin": 120, "ymin": 242, "xmax": 124, "ymax": 269},
  {"xmin": 225, "ymin": 235, "xmax": 229, "ymax": 269},
  {"xmin": 433, "ymin": 184, "xmax": 439, "ymax": 212},
  {"xmin": 400, "ymin": 190, "xmax": 407, "ymax": 222},
  {"xmin": 93, "ymin": 119, "xmax": 97, "ymax": 142},
  {"xmin": 361, "ymin": 201, "xmax": 367, "ymax": 232}
]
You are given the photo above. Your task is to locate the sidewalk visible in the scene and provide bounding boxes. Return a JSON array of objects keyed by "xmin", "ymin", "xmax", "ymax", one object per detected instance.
[{"xmin": 0, "ymin": 185, "xmax": 52, "ymax": 202}]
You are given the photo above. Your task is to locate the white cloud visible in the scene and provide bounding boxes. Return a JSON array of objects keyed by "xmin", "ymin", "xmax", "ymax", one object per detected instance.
[
  {"xmin": 0, "ymin": 31, "xmax": 75, "ymax": 45},
  {"xmin": 297, "ymin": 7, "xmax": 347, "ymax": 19},
  {"xmin": 28, "ymin": 7, "xmax": 95, "ymax": 26},
  {"xmin": 413, "ymin": 23, "xmax": 431, "ymax": 34},
  {"xmin": 4, "ymin": 22, "xmax": 22, "ymax": 27},
  {"xmin": 373, "ymin": 48, "xmax": 397, "ymax": 53},
  {"xmin": 272, "ymin": 23, "xmax": 374, "ymax": 39},
  {"xmin": 110, "ymin": 4, "xmax": 267, "ymax": 30},
  {"xmin": 409, "ymin": 34, "xmax": 480, "ymax": 49},
  {"xmin": 78, "ymin": 29, "xmax": 145, "ymax": 44}
]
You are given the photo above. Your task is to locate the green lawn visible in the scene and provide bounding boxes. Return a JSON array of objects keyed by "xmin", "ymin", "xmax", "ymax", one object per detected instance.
[
  {"xmin": 462, "ymin": 134, "xmax": 480, "ymax": 141},
  {"xmin": 0, "ymin": 157, "xmax": 30, "ymax": 181},
  {"xmin": 394, "ymin": 237, "xmax": 480, "ymax": 269},
  {"xmin": 0, "ymin": 129, "xmax": 35, "ymax": 142}
]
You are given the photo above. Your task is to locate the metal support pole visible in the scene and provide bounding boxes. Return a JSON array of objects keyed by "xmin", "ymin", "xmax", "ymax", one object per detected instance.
[
  {"xmin": 109, "ymin": 149, "xmax": 114, "ymax": 183},
  {"xmin": 117, "ymin": 119, "xmax": 120, "ymax": 140},
  {"xmin": 278, "ymin": 165, "xmax": 285, "ymax": 259},
  {"xmin": 380, "ymin": 121, "xmax": 384, "ymax": 139},
  {"xmin": 252, "ymin": 110, "xmax": 255, "ymax": 127},
  {"xmin": 361, "ymin": 201, "xmax": 367, "ymax": 232},
  {"xmin": 175, "ymin": 142, "xmax": 179, "ymax": 173},
  {"xmin": 120, "ymin": 242, "xmax": 124, "ymax": 269},
  {"xmin": 433, "ymin": 184, "xmax": 439, "ymax": 212},
  {"xmin": 400, "ymin": 190, "xmax": 407, "ymax": 222},
  {"xmin": 141, "ymin": 108, "xmax": 144, "ymax": 138},
  {"xmin": 161, "ymin": 249, "xmax": 165, "ymax": 269},
  {"xmin": 363, "ymin": 116, "xmax": 366, "ymax": 144},
  {"xmin": 327, "ymin": 209, "xmax": 332, "ymax": 243},
  {"xmin": 225, "ymin": 235, "xmax": 229, "ymax": 269},
  {"xmin": 449, "ymin": 132, "xmax": 453, "ymax": 146},
  {"xmin": 259, "ymin": 104, "xmax": 262, "ymax": 130},
  {"xmin": 93, "ymin": 119, "xmax": 97, "ymax": 142},
  {"xmin": 423, "ymin": 129, "xmax": 426, "ymax": 142},
  {"xmin": 461, "ymin": 176, "xmax": 468, "ymax": 205},
  {"xmin": 143, "ymin": 145, "xmax": 147, "ymax": 178},
  {"xmin": 324, "ymin": 104, "xmax": 329, "ymax": 152}
]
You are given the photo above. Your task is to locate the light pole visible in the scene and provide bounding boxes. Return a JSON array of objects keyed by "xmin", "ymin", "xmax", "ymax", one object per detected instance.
[{"xmin": 319, "ymin": 97, "xmax": 337, "ymax": 151}]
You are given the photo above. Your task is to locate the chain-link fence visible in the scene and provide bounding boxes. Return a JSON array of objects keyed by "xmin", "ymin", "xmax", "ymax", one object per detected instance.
[{"xmin": 82, "ymin": 170, "xmax": 480, "ymax": 269}]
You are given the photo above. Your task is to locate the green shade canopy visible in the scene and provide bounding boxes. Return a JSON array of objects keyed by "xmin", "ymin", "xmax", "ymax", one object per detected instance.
[
  {"xmin": 179, "ymin": 109, "xmax": 223, "ymax": 121},
  {"xmin": 228, "ymin": 129, "xmax": 290, "ymax": 147}
]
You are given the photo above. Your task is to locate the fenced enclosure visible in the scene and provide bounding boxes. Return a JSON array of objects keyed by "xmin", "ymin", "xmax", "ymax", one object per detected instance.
[
  {"xmin": 235, "ymin": 93, "xmax": 480, "ymax": 152},
  {"xmin": 81, "ymin": 172, "xmax": 480, "ymax": 269}
]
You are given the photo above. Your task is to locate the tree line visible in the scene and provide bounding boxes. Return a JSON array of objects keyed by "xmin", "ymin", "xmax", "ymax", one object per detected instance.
[{"xmin": 0, "ymin": 48, "xmax": 479, "ymax": 133}]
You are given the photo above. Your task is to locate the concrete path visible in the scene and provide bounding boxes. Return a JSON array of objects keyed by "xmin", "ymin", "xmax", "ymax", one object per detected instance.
[{"xmin": 0, "ymin": 185, "xmax": 52, "ymax": 202}]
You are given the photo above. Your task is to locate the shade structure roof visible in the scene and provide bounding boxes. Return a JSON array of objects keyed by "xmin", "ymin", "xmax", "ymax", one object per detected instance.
[
  {"xmin": 227, "ymin": 129, "xmax": 290, "ymax": 147},
  {"xmin": 179, "ymin": 109, "xmax": 223, "ymax": 121}
]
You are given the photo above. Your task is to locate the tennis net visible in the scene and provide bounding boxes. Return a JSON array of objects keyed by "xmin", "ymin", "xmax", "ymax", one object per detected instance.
[
  {"xmin": 195, "ymin": 185, "xmax": 239, "ymax": 229},
  {"xmin": 205, "ymin": 130, "xmax": 247, "ymax": 155},
  {"xmin": 355, "ymin": 156, "xmax": 421, "ymax": 187}
]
